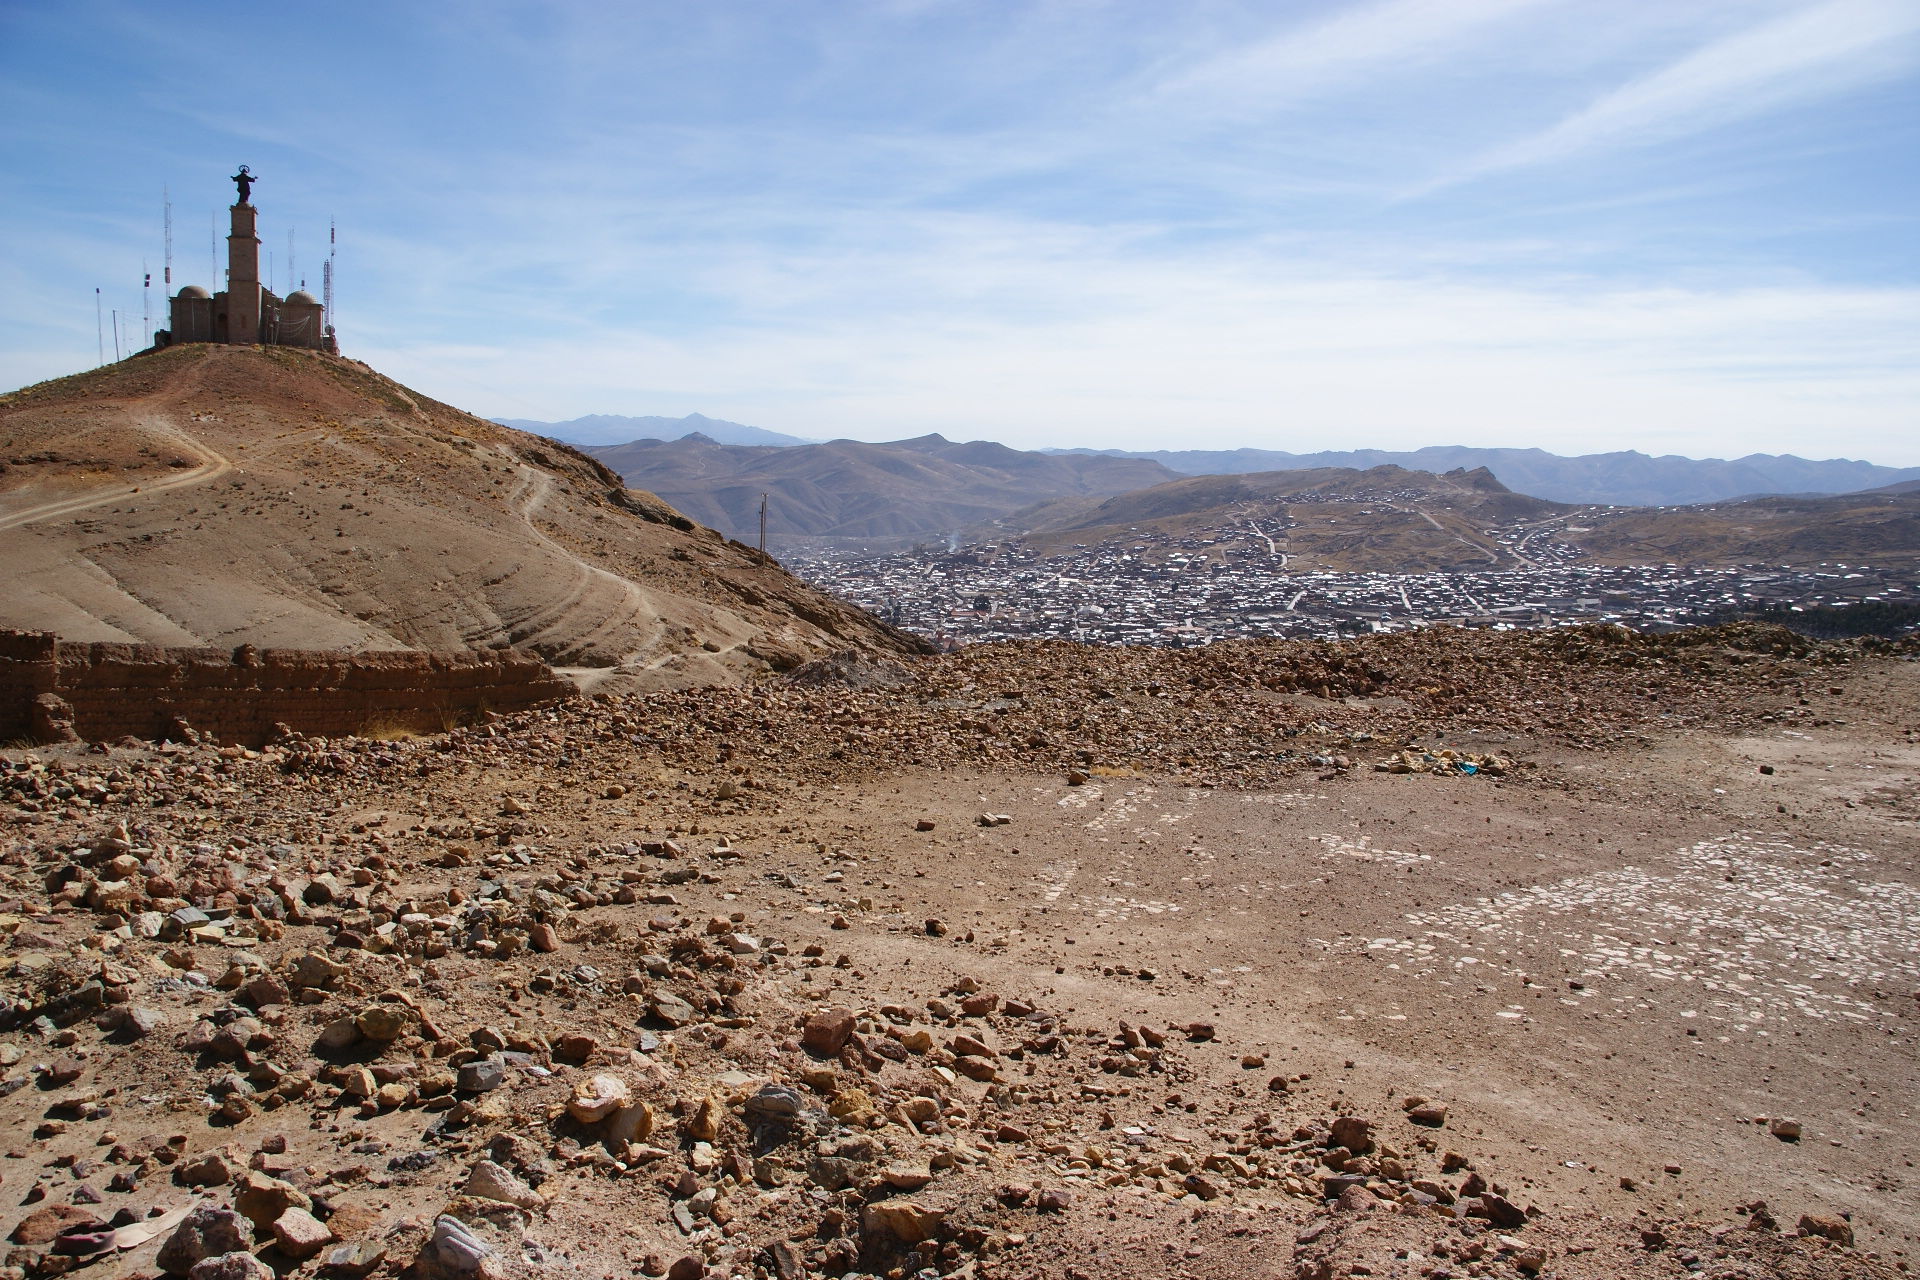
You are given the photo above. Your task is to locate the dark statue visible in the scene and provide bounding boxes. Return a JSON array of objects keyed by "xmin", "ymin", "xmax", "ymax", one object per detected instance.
[{"xmin": 232, "ymin": 166, "xmax": 257, "ymax": 204}]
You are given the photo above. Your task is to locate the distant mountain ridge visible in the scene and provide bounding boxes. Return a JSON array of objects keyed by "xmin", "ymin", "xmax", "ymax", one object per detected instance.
[
  {"xmin": 494, "ymin": 412, "xmax": 812, "ymax": 448},
  {"xmin": 586, "ymin": 432, "xmax": 1176, "ymax": 550},
  {"xmin": 1046, "ymin": 445, "xmax": 1920, "ymax": 507}
]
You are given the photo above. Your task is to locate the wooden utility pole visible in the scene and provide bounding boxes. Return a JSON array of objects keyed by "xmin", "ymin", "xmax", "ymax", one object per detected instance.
[{"xmin": 758, "ymin": 492, "xmax": 769, "ymax": 554}]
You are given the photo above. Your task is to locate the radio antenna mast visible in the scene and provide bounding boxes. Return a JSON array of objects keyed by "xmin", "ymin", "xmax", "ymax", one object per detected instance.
[
  {"xmin": 322, "ymin": 220, "xmax": 335, "ymax": 329},
  {"xmin": 163, "ymin": 186, "xmax": 173, "ymax": 286},
  {"xmin": 95, "ymin": 288, "xmax": 104, "ymax": 365}
]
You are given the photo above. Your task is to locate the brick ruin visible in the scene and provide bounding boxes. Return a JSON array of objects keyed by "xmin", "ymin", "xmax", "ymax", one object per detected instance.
[{"xmin": 0, "ymin": 631, "xmax": 573, "ymax": 747}]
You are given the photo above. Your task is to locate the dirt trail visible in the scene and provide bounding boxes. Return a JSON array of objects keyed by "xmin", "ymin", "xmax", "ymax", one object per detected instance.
[
  {"xmin": 499, "ymin": 455, "xmax": 673, "ymax": 665},
  {"xmin": 0, "ymin": 416, "xmax": 231, "ymax": 531}
]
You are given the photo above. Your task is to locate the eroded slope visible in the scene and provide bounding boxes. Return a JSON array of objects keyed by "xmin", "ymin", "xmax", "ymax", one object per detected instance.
[{"xmin": 0, "ymin": 347, "xmax": 922, "ymax": 683}]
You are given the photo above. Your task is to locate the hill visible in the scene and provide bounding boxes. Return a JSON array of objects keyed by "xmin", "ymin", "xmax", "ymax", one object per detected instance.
[
  {"xmin": 1052, "ymin": 444, "xmax": 1920, "ymax": 506},
  {"xmin": 495, "ymin": 411, "xmax": 812, "ymax": 448},
  {"xmin": 977, "ymin": 464, "xmax": 1920, "ymax": 573},
  {"xmin": 0, "ymin": 346, "xmax": 920, "ymax": 685},
  {"xmin": 1568, "ymin": 490, "xmax": 1920, "ymax": 567},
  {"xmin": 1005, "ymin": 464, "xmax": 1566, "ymax": 571},
  {"xmin": 587, "ymin": 432, "xmax": 1177, "ymax": 552}
]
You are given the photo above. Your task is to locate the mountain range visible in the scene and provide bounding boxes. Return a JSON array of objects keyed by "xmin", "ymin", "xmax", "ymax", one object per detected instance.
[
  {"xmin": 585, "ymin": 432, "xmax": 1175, "ymax": 550},
  {"xmin": 1046, "ymin": 444, "xmax": 1920, "ymax": 507},
  {"xmin": 582, "ymin": 428, "xmax": 1920, "ymax": 569},
  {"xmin": 496, "ymin": 411, "xmax": 812, "ymax": 448},
  {"xmin": 507, "ymin": 406, "xmax": 1920, "ymax": 507}
]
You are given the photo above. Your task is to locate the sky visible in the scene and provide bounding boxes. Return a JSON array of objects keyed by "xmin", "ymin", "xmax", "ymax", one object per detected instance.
[{"xmin": 3, "ymin": 0, "xmax": 1919, "ymax": 464}]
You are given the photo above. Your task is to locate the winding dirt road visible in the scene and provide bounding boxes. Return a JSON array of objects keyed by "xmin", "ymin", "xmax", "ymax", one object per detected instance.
[{"xmin": 0, "ymin": 418, "xmax": 231, "ymax": 532}]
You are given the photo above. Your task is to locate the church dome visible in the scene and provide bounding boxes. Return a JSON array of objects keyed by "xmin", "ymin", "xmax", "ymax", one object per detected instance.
[
  {"xmin": 284, "ymin": 290, "xmax": 319, "ymax": 306},
  {"xmin": 175, "ymin": 284, "xmax": 211, "ymax": 299}
]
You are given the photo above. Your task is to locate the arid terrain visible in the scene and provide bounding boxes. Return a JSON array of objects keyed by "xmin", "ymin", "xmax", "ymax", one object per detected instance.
[
  {"xmin": 0, "ymin": 348, "xmax": 916, "ymax": 686},
  {"xmin": 2, "ymin": 624, "xmax": 1914, "ymax": 1280}
]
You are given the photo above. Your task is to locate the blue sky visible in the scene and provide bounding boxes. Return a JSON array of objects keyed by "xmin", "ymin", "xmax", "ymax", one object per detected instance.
[{"xmin": 4, "ymin": 0, "xmax": 1918, "ymax": 463}]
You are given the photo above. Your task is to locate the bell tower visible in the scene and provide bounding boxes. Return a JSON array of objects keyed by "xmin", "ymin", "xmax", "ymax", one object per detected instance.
[{"xmin": 226, "ymin": 199, "xmax": 262, "ymax": 344}]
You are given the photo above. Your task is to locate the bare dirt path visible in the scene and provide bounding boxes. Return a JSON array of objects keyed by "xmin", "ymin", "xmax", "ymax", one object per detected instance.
[
  {"xmin": 0, "ymin": 416, "xmax": 231, "ymax": 531},
  {"xmin": 499, "ymin": 454, "xmax": 667, "ymax": 662}
]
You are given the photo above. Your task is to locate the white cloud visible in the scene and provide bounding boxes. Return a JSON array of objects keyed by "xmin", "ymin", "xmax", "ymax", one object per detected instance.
[
  {"xmin": 366, "ymin": 230, "xmax": 1920, "ymax": 465},
  {"xmin": 1433, "ymin": 0, "xmax": 1920, "ymax": 188},
  {"xmin": 1149, "ymin": 0, "xmax": 1549, "ymax": 113}
]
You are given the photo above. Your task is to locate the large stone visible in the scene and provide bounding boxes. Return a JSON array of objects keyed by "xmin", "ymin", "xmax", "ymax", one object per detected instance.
[
  {"xmin": 1798, "ymin": 1214, "xmax": 1854, "ymax": 1247},
  {"xmin": 464, "ymin": 1160, "xmax": 545, "ymax": 1210},
  {"xmin": 286, "ymin": 953, "xmax": 348, "ymax": 990},
  {"xmin": 269, "ymin": 1208, "xmax": 333, "ymax": 1260},
  {"xmin": 567, "ymin": 1074, "xmax": 629, "ymax": 1123},
  {"xmin": 1478, "ymin": 1193, "xmax": 1528, "ymax": 1230},
  {"xmin": 417, "ymin": 1216, "xmax": 495, "ymax": 1280},
  {"xmin": 683, "ymin": 1095, "xmax": 721, "ymax": 1143},
  {"xmin": 314, "ymin": 1016, "xmax": 361, "ymax": 1052},
  {"xmin": 650, "ymin": 992, "xmax": 696, "ymax": 1027},
  {"xmin": 457, "ymin": 1056, "xmax": 506, "ymax": 1092},
  {"xmin": 862, "ymin": 1200, "xmax": 945, "ymax": 1245},
  {"xmin": 1329, "ymin": 1116, "xmax": 1373, "ymax": 1155},
  {"xmin": 354, "ymin": 1003, "xmax": 417, "ymax": 1041},
  {"xmin": 745, "ymin": 1084, "xmax": 806, "ymax": 1120},
  {"xmin": 325, "ymin": 1240, "xmax": 388, "ymax": 1277},
  {"xmin": 801, "ymin": 1007, "xmax": 856, "ymax": 1057},
  {"xmin": 234, "ymin": 1170, "xmax": 311, "ymax": 1228},
  {"xmin": 177, "ymin": 1150, "xmax": 241, "ymax": 1187},
  {"xmin": 157, "ymin": 1206, "xmax": 250, "ymax": 1275},
  {"xmin": 188, "ymin": 1253, "xmax": 275, "ymax": 1280},
  {"xmin": 10, "ymin": 1206, "xmax": 104, "ymax": 1246},
  {"xmin": 605, "ymin": 1100, "xmax": 657, "ymax": 1144}
]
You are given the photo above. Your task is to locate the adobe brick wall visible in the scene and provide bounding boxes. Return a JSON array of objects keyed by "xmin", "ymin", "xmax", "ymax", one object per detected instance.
[{"xmin": 0, "ymin": 630, "xmax": 573, "ymax": 746}]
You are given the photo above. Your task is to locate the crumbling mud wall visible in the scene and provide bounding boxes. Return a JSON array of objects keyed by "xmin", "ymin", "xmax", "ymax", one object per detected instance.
[{"xmin": 0, "ymin": 630, "xmax": 573, "ymax": 746}]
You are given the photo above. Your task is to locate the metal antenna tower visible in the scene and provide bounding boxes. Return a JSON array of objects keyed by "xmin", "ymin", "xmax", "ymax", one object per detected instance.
[
  {"xmin": 322, "ymin": 221, "xmax": 335, "ymax": 331},
  {"xmin": 163, "ymin": 185, "xmax": 172, "ymax": 286}
]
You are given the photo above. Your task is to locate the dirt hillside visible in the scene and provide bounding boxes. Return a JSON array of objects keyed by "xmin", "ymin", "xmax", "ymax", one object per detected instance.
[{"xmin": 0, "ymin": 347, "xmax": 922, "ymax": 687}]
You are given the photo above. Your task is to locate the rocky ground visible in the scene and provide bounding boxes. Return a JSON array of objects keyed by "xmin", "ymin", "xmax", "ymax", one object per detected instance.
[{"xmin": 0, "ymin": 623, "xmax": 1915, "ymax": 1280}]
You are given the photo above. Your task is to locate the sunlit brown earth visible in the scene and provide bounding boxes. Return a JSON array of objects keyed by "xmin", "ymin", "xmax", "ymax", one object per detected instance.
[
  {"xmin": 0, "ymin": 624, "xmax": 1912, "ymax": 1280},
  {"xmin": 0, "ymin": 346, "xmax": 920, "ymax": 687}
]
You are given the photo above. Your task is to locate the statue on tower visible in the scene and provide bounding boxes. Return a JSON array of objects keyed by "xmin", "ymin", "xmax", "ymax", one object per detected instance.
[{"xmin": 231, "ymin": 166, "xmax": 257, "ymax": 205}]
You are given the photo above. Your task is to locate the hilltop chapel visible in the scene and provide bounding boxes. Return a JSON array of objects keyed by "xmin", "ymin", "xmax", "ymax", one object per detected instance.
[{"xmin": 160, "ymin": 168, "xmax": 336, "ymax": 353}]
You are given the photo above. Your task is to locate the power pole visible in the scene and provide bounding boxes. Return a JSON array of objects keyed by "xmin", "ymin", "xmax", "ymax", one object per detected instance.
[{"xmin": 758, "ymin": 492, "xmax": 769, "ymax": 554}]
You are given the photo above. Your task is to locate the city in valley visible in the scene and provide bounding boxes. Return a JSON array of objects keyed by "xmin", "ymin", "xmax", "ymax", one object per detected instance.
[{"xmin": 790, "ymin": 510, "xmax": 1916, "ymax": 648}]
